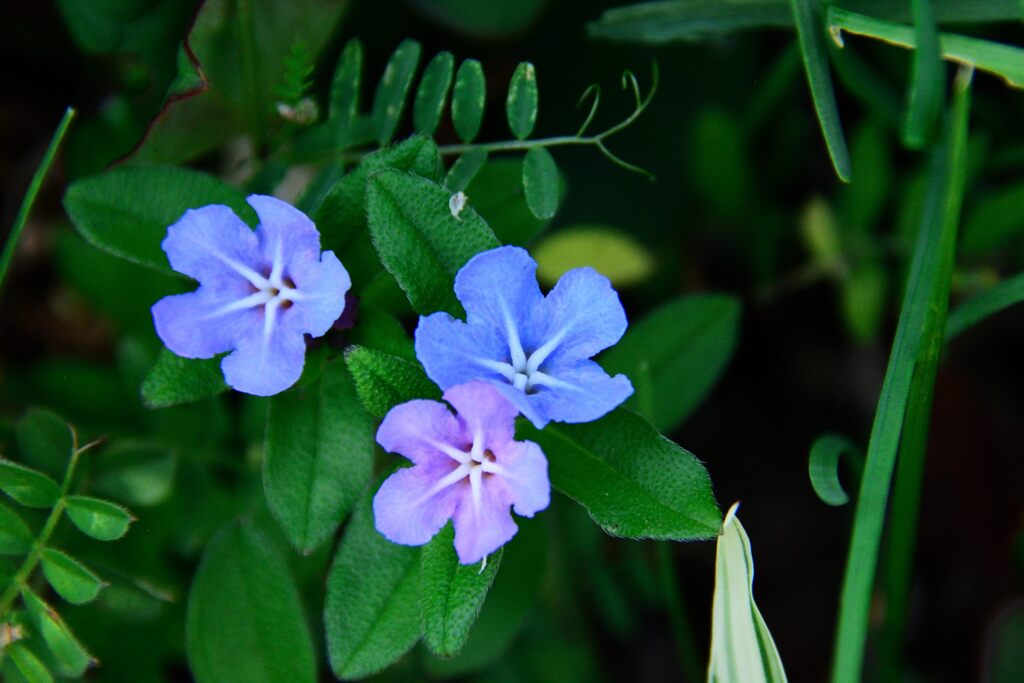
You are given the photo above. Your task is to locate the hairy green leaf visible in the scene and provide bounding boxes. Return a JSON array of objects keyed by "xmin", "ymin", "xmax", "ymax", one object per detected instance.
[
  {"xmin": 22, "ymin": 589, "xmax": 93, "ymax": 676},
  {"xmin": 141, "ymin": 349, "xmax": 227, "ymax": 408},
  {"xmin": 344, "ymin": 346, "xmax": 441, "ymax": 418},
  {"xmin": 372, "ymin": 39, "xmax": 422, "ymax": 145},
  {"xmin": 40, "ymin": 548, "xmax": 104, "ymax": 605},
  {"xmin": 265, "ymin": 361, "xmax": 374, "ymax": 554},
  {"xmin": 522, "ymin": 147, "xmax": 559, "ymax": 220},
  {"xmin": 521, "ymin": 410, "xmax": 721, "ymax": 540},
  {"xmin": 187, "ymin": 522, "xmax": 316, "ymax": 683},
  {"xmin": 0, "ymin": 460, "xmax": 60, "ymax": 508},
  {"xmin": 65, "ymin": 495, "xmax": 134, "ymax": 541},
  {"xmin": 0, "ymin": 501, "xmax": 33, "ymax": 555},
  {"xmin": 4, "ymin": 642, "xmax": 53, "ymax": 683},
  {"xmin": 506, "ymin": 62, "xmax": 538, "ymax": 140},
  {"xmin": 325, "ymin": 494, "xmax": 422, "ymax": 679},
  {"xmin": 452, "ymin": 59, "xmax": 486, "ymax": 143},
  {"xmin": 366, "ymin": 169, "xmax": 499, "ymax": 316},
  {"xmin": 414, "ymin": 51, "xmax": 455, "ymax": 135}
]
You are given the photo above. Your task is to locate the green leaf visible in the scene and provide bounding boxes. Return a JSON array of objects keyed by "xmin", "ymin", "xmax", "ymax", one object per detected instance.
[
  {"xmin": 521, "ymin": 410, "xmax": 721, "ymax": 540},
  {"xmin": 16, "ymin": 409, "xmax": 73, "ymax": 479},
  {"xmin": 902, "ymin": 0, "xmax": 944, "ymax": 148},
  {"xmin": 330, "ymin": 39, "xmax": 363, "ymax": 144},
  {"xmin": 808, "ymin": 434, "xmax": 863, "ymax": 506},
  {"xmin": 0, "ymin": 460, "xmax": 60, "ymax": 508},
  {"xmin": 366, "ymin": 169, "xmax": 500, "ymax": 316},
  {"xmin": 521, "ymin": 147, "xmax": 560, "ymax": 220},
  {"xmin": 141, "ymin": 349, "xmax": 227, "ymax": 408},
  {"xmin": 414, "ymin": 51, "xmax": 455, "ymax": 135},
  {"xmin": 789, "ymin": 0, "xmax": 852, "ymax": 182},
  {"xmin": 830, "ymin": 68, "xmax": 972, "ymax": 683},
  {"xmin": 63, "ymin": 166, "xmax": 253, "ymax": 275},
  {"xmin": 452, "ymin": 59, "xmax": 486, "ymax": 143},
  {"xmin": 325, "ymin": 493, "xmax": 422, "ymax": 679},
  {"xmin": 0, "ymin": 501, "xmax": 33, "ymax": 555},
  {"xmin": 420, "ymin": 524, "xmax": 502, "ymax": 657},
  {"xmin": 601, "ymin": 295, "xmax": 741, "ymax": 432},
  {"xmin": 533, "ymin": 224, "xmax": 656, "ymax": 289},
  {"xmin": 506, "ymin": 62, "xmax": 538, "ymax": 140},
  {"xmin": 4, "ymin": 642, "xmax": 53, "ymax": 683},
  {"xmin": 708, "ymin": 506, "xmax": 789, "ymax": 683},
  {"xmin": 829, "ymin": 7, "xmax": 1024, "ymax": 89},
  {"xmin": 22, "ymin": 589, "xmax": 93, "ymax": 676},
  {"xmin": 946, "ymin": 272, "xmax": 1024, "ymax": 340},
  {"xmin": 446, "ymin": 150, "xmax": 489, "ymax": 193},
  {"xmin": 187, "ymin": 522, "xmax": 316, "ymax": 683},
  {"xmin": 65, "ymin": 495, "xmax": 134, "ymax": 541},
  {"xmin": 40, "ymin": 548, "xmax": 104, "ymax": 605},
  {"xmin": 465, "ymin": 159, "xmax": 553, "ymax": 246},
  {"xmin": 264, "ymin": 361, "xmax": 374, "ymax": 554},
  {"xmin": 344, "ymin": 346, "xmax": 441, "ymax": 418},
  {"xmin": 371, "ymin": 39, "xmax": 422, "ymax": 145}
]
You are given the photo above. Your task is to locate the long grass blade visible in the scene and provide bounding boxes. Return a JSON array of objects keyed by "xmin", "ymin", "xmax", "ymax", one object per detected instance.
[
  {"xmin": 829, "ymin": 67, "xmax": 972, "ymax": 683},
  {"xmin": 902, "ymin": 0, "xmax": 944, "ymax": 148},
  {"xmin": 945, "ymin": 272, "xmax": 1024, "ymax": 340}
]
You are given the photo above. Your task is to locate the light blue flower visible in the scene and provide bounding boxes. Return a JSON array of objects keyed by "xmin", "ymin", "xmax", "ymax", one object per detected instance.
[
  {"xmin": 151, "ymin": 195, "xmax": 350, "ymax": 396},
  {"xmin": 415, "ymin": 246, "xmax": 633, "ymax": 428}
]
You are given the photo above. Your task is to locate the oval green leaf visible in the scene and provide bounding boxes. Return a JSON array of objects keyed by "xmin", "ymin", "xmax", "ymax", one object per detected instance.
[
  {"xmin": 325, "ymin": 493, "xmax": 422, "ymax": 679},
  {"xmin": 534, "ymin": 224, "xmax": 655, "ymax": 289},
  {"xmin": 414, "ymin": 51, "xmax": 455, "ymax": 135},
  {"xmin": 521, "ymin": 409, "xmax": 721, "ymax": 540},
  {"xmin": 264, "ymin": 361, "xmax": 374, "ymax": 554},
  {"xmin": 344, "ymin": 346, "xmax": 441, "ymax": 419},
  {"xmin": 22, "ymin": 589, "xmax": 94, "ymax": 676},
  {"xmin": 451, "ymin": 59, "xmax": 485, "ymax": 143},
  {"xmin": 506, "ymin": 62, "xmax": 538, "ymax": 140},
  {"xmin": 5, "ymin": 642, "xmax": 53, "ymax": 683},
  {"xmin": 371, "ymin": 39, "xmax": 422, "ymax": 145},
  {"xmin": 65, "ymin": 495, "xmax": 134, "ymax": 541},
  {"xmin": 330, "ymin": 39, "xmax": 363, "ymax": 143},
  {"xmin": 141, "ymin": 349, "xmax": 227, "ymax": 408},
  {"xmin": 521, "ymin": 147, "xmax": 559, "ymax": 220},
  {"xmin": 40, "ymin": 548, "xmax": 104, "ymax": 604},
  {"xmin": 0, "ymin": 501, "xmax": 33, "ymax": 555},
  {"xmin": 186, "ymin": 522, "xmax": 316, "ymax": 683},
  {"xmin": 0, "ymin": 460, "xmax": 60, "ymax": 508}
]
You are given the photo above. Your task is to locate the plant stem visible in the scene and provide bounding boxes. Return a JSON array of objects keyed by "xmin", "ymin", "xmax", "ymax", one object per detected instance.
[
  {"xmin": 0, "ymin": 107, "xmax": 75, "ymax": 298},
  {"xmin": 656, "ymin": 542, "xmax": 702, "ymax": 682},
  {"xmin": 0, "ymin": 442, "xmax": 84, "ymax": 617}
]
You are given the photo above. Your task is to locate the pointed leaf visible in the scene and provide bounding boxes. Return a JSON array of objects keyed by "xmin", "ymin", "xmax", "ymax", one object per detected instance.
[
  {"xmin": 414, "ymin": 51, "xmax": 455, "ymax": 135},
  {"xmin": 0, "ymin": 460, "xmax": 60, "ymax": 508},
  {"xmin": 65, "ymin": 496, "xmax": 134, "ymax": 541},
  {"xmin": 186, "ymin": 522, "xmax": 316, "ymax": 683},
  {"xmin": 451, "ymin": 59, "xmax": 485, "ymax": 143},
  {"xmin": 16, "ymin": 409, "xmax": 73, "ymax": 478},
  {"xmin": 330, "ymin": 39, "xmax": 363, "ymax": 143},
  {"xmin": 366, "ymin": 169, "xmax": 500, "ymax": 316},
  {"xmin": 520, "ymin": 409, "xmax": 721, "ymax": 540},
  {"xmin": 420, "ymin": 524, "xmax": 502, "ymax": 657},
  {"xmin": 63, "ymin": 166, "xmax": 254, "ymax": 275},
  {"xmin": 325, "ymin": 493, "xmax": 422, "ymax": 679},
  {"xmin": 141, "ymin": 349, "xmax": 227, "ymax": 408},
  {"xmin": 506, "ymin": 62, "xmax": 538, "ymax": 139},
  {"xmin": 344, "ymin": 346, "xmax": 441, "ymax": 418},
  {"xmin": 521, "ymin": 147, "xmax": 559, "ymax": 220},
  {"xmin": 446, "ymin": 150, "xmax": 489, "ymax": 193},
  {"xmin": 371, "ymin": 39, "xmax": 422, "ymax": 145},
  {"xmin": 40, "ymin": 548, "xmax": 104, "ymax": 605},
  {"xmin": 264, "ymin": 360, "xmax": 374, "ymax": 554},
  {"xmin": 22, "ymin": 589, "xmax": 93, "ymax": 677},
  {"xmin": 0, "ymin": 501, "xmax": 33, "ymax": 555},
  {"xmin": 5, "ymin": 642, "xmax": 53, "ymax": 683}
]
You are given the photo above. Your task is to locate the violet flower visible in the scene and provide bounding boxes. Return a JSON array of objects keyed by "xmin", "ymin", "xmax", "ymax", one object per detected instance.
[
  {"xmin": 415, "ymin": 246, "xmax": 633, "ymax": 428},
  {"xmin": 373, "ymin": 381, "xmax": 550, "ymax": 565},
  {"xmin": 152, "ymin": 195, "xmax": 350, "ymax": 396}
]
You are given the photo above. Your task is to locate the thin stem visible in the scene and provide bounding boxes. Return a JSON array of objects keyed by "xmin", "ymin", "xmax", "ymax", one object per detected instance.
[
  {"xmin": 0, "ymin": 437, "xmax": 86, "ymax": 617},
  {"xmin": 0, "ymin": 107, "xmax": 75, "ymax": 298},
  {"xmin": 655, "ymin": 543, "xmax": 702, "ymax": 683}
]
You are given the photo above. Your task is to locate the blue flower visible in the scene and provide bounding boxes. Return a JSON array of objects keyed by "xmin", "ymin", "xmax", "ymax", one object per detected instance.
[
  {"xmin": 151, "ymin": 195, "xmax": 350, "ymax": 396},
  {"xmin": 415, "ymin": 246, "xmax": 633, "ymax": 428}
]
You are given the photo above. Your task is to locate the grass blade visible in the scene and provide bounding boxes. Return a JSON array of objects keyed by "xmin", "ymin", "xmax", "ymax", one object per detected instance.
[
  {"xmin": 789, "ymin": 0, "xmax": 852, "ymax": 182},
  {"xmin": 829, "ymin": 67, "xmax": 972, "ymax": 683},
  {"xmin": 902, "ymin": 0, "xmax": 944, "ymax": 148},
  {"xmin": 0, "ymin": 107, "xmax": 75, "ymax": 296},
  {"xmin": 945, "ymin": 272, "xmax": 1024, "ymax": 340},
  {"xmin": 830, "ymin": 7, "xmax": 1024, "ymax": 88}
]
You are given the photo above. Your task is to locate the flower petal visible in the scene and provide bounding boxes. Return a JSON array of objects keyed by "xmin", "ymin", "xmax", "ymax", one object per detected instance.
[
  {"xmin": 220, "ymin": 323, "xmax": 306, "ymax": 396},
  {"xmin": 528, "ymin": 359, "xmax": 633, "ymax": 424},
  {"xmin": 487, "ymin": 381, "xmax": 548, "ymax": 429},
  {"xmin": 443, "ymin": 382, "xmax": 518, "ymax": 450},
  {"xmin": 151, "ymin": 287, "xmax": 258, "ymax": 358},
  {"xmin": 537, "ymin": 266, "xmax": 628, "ymax": 368},
  {"xmin": 373, "ymin": 462, "xmax": 463, "ymax": 547},
  {"xmin": 494, "ymin": 440, "xmax": 550, "ymax": 517},
  {"xmin": 376, "ymin": 399, "xmax": 466, "ymax": 466},
  {"xmin": 162, "ymin": 205, "xmax": 262, "ymax": 285},
  {"xmin": 452, "ymin": 478, "xmax": 517, "ymax": 564},
  {"xmin": 247, "ymin": 194, "xmax": 321, "ymax": 273},
  {"xmin": 454, "ymin": 246, "xmax": 546, "ymax": 349},
  {"xmin": 289, "ymin": 250, "xmax": 351, "ymax": 337},
  {"xmin": 415, "ymin": 313, "xmax": 510, "ymax": 389}
]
